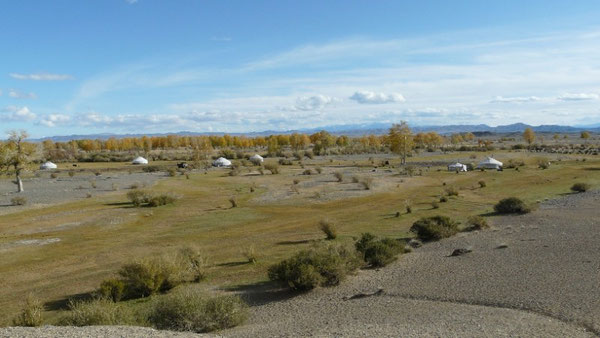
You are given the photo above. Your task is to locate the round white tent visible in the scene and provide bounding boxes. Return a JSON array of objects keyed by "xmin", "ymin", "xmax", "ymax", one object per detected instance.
[
  {"xmin": 132, "ymin": 156, "xmax": 149, "ymax": 165},
  {"xmin": 249, "ymin": 154, "xmax": 264, "ymax": 164},
  {"xmin": 213, "ymin": 157, "xmax": 232, "ymax": 167},
  {"xmin": 448, "ymin": 162, "xmax": 467, "ymax": 172},
  {"xmin": 40, "ymin": 161, "xmax": 58, "ymax": 170},
  {"xmin": 478, "ymin": 157, "xmax": 503, "ymax": 170}
]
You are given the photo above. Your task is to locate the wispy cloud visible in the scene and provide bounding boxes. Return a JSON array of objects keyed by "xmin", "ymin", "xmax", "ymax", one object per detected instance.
[
  {"xmin": 9, "ymin": 73, "xmax": 73, "ymax": 81},
  {"xmin": 8, "ymin": 89, "xmax": 37, "ymax": 99},
  {"xmin": 349, "ymin": 91, "xmax": 405, "ymax": 104},
  {"xmin": 39, "ymin": 114, "xmax": 71, "ymax": 127},
  {"xmin": 557, "ymin": 93, "xmax": 599, "ymax": 101},
  {"xmin": 490, "ymin": 96, "xmax": 542, "ymax": 103},
  {"xmin": 295, "ymin": 95, "xmax": 339, "ymax": 111}
]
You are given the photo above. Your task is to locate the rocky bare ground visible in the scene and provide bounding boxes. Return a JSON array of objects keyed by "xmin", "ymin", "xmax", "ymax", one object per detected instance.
[
  {"xmin": 1, "ymin": 190, "xmax": 599, "ymax": 337},
  {"xmin": 0, "ymin": 172, "xmax": 164, "ymax": 215}
]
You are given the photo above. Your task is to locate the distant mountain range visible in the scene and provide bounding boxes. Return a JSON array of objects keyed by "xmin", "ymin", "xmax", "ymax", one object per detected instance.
[{"xmin": 34, "ymin": 123, "xmax": 599, "ymax": 142}]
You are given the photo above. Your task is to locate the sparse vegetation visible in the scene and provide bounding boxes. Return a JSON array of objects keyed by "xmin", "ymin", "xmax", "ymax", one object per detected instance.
[
  {"xmin": 334, "ymin": 171, "xmax": 344, "ymax": 182},
  {"xmin": 10, "ymin": 196, "xmax": 27, "ymax": 206},
  {"xmin": 12, "ymin": 295, "xmax": 43, "ymax": 327},
  {"xmin": 127, "ymin": 189, "xmax": 178, "ymax": 207},
  {"xmin": 355, "ymin": 233, "xmax": 405, "ymax": 267},
  {"xmin": 464, "ymin": 215, "xmax": 489, "ymax": 231},
  {"xmin": 58, "ymin": 298, "xmax": 136, "ymax": 326},
  {"xmin": 494, "ymin": 197, "xmax": 531, "ymax": 214},
  {"xmin": 318, "ymin": 220, "xmax": 337, "ymax": 240},
  {"xmin": 268, "ymin": 243, "xmax": 361, "ymax": 291},
  {"xmin": 478, "ymin": 180, "xmax": 486, "ymax": 188},
  {"xmin": 571, "ymin": 182, "xmax": 591, "ymax": 193},
  {"xmin": 410, "ymin": 216, "xmax": 459, "ymax": 241},
  {"xmin": 359, "ymin": 177, "xmax": 373, "ymax": 190},
  {"xmin": 445, "ymin": 186, "xmax": 459, "ymax": 196},
  {"xmin": 97, "ymin": 279, "xmax": 125, "ymax": 302},
  {"xmin": 147, "ymin": 287, "xmax": 248, "ymax": 333},
  {"xmin": 264, "ymin": 163, "xmax": 280, "ymax": 174},
  {"xmin": 229, "ymin": 196, "xmax": 238, "ymax": 208}
]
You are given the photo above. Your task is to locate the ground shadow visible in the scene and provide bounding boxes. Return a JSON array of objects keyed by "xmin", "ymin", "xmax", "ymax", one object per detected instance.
[
  {"xmin": 217, "ymin": 261, "xmax": 250, "ymax": 267},
  {"xmin": 104, "ymin": 202, "xmax": 131, "ymax": 207},
  {"xmin": 223, "ymin": 281, "xmax": 301, "ymax": 307},
  {"xmin": 583, "ymin": 167, "xmax": 600, "ymax": 171},
  {"xmin": 276, "ymin": 239, "xmax": 311, "ymax": 245},
  {"xmin": 44, "ymin": 291, "xmax": 95, "ymax": 311}
]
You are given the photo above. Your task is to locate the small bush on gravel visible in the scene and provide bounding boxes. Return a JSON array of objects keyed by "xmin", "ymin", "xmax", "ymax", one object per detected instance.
[
  {"xmin": 12, "ymin": 295, "xmax": 43, "ymax": 327},
  {"xmin": 264, "ymin": 163, "xmax": 279, "ymax": 174},
  {"xmin": 303, "ymin": 169, "xmax": 313, "ymax": 175},
  {"xmin": 334, "ymin": 171, "xmax": 344, "ymax": 182},
  {"xmin": 445, "ymin": 186, "xmax": 459, "ymax": 196},
  {"xmin": 148, "ymin": 287, "xmax": 247, "ymax": 333},
  {"xmin": 318, "ymin": 220, "xmax": 337, "ymax": 240},
  {"xmin": 355, "ymin": 233, "xmax": 405, "ymax": 267},
  {"xmin": 464, "ymin": 215, "xmax": 489, "ymax": 231},
  {"xmin": 118, "ymin": 256, "xmax": 188, "ymax": 299},
  {"xmin": 410, "ymin": 216, "xmax": 460, "ymax": 241},
  {"xmin": 58, "ymin": 298, "xmax": 136, "ymax": 326},
  {"xmin": 98, "ymin": 279, "xmax": 125, "ymax": 302},
  {"xmin": 315, "ymin": 166, "xmax": 323, "ymax": 174},
  {"xmin": 229, "ymin": 196, "xmax": 238, "ymax": 208},
  {"xmin": 268, "ymin": 243, "xmax": 361, "ymax": 291},
  {"xmin": 494, "ymin": 197, "xmax": 531, "ymax": 214},
  {"xmin": 439, "ymin": 196, "xmax": 448, "ymax": 203},
  {"xmin": 50, "ymin": 173, "xmax": 58, "ymax": 179},
  {"xmin": 359, "ymin": 177, "xmax": 374, "ymax": 190},
  {"xmin": 127, "ymin": 190, "xmax": 178, "ymax": 207},
  {"xmin": 571, "ymin": 182, "xmax": 591, "ymax": 193},
  {"xmin": 11, "ymin": 196, "xmax": 27, "ymax": 206},
  {"xmin": 127, "ymin": 190, "xmax": 147, "ymax": 207},
  {"xmin": 478, "ymin": 180, "xmax": 486, "ymax": 188},
  {"xmin": 278, "ymin": 159, "xmax": 293, "ymax": 165}
]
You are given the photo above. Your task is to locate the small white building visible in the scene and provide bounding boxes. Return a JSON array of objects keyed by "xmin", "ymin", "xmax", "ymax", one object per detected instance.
[
  {"xmin": 40, "ymin": 161, "xmax": 58, "ymax": 170},
  {"xmin": 478, "ymin": 157, "xmax": 503, "ymax": 170},
  {"xmin": 132, "ymin": 156, "xmax": 149, "ymax": 165},
  {"xmin": 249, "ymin": 154, "xmax": 264, "ymax": 164},
  {"xmin": 448, "ymin": 162, "xmax": 467, "ymax": 172},
  {"xmin": 213, "ymin": 157, "xmax": 232, "ymax": 167}
]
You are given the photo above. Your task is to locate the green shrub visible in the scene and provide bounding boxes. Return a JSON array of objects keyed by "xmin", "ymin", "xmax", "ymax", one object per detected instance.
[
  {"xmin": 127, "ymin": 189, "xmax": 148, "ymax": 207},
  {"xmin": 334, "ymin": 171, "xmax": 344, "ymax": 182},
  {"xmin": 410, "ymin": 216, "xmax": 459, "ymax": 241},
  {"xmin": 304, "ymin": 150, "xmax": 314, "ymax": 159},
  {"xmin": 571, "ymin": 182, "xmax": 591, "ymax": 193},
  {"xmin": 268, "ymin": 243, "xmax": 361, "ymax": 291},
  {"xmin": 143, "ymin": 165, "xmax": 161, "ymax": 173},
  {"xmin": 264, "ymin": 163, "xmax": 279, "ymax": 174},
  {"xmin": 147, "ymin": 193, "xmax": 178, "ymax": 207},
  {"xmin": 12, "ymin": 295, "xmax": 43, "ymax": 327},
  {"xmin": 241, "ymin": 245, "xmax": 258, "ymax": 264},
  {"xmin": 478, "ymin": 180, "xmax": 486, "ymax": 188},
  {"xmin": 11, "ymin": 196, "xmax": 27, "ymax": 206},
  {"xmin": 68, "ymin": 171, "xmax": 75, "ymax": 177},
  {"xmin": 439, "ymin": 196, "xmax": 448, "ymax": 203},
  {"xmin": 177, "ymin": 247, "xmax": 209, "ymax": 282},
  {"xmin": 167, "ymin": 168, "xmax": 177, "ymax": 177},
  {"xmin": 431, "ymin": 201, "xmax": 439, "ymax": 209},
  {"xmin": 58, "ymin": 298, "xmax": 135, "ymax": 326},
  {"xmin": 315, "ymin": 167, "xmax": 323, "ymax": 174},
  {"xmin": 464, "ymin": 215, "xmax": 489, "ymax": 231},
  {"xmin": 98, "ymin": 279, "xmax": 125, "ymax": 302},
  {"xmin": 494, "ymin": 197, "xmax": 531, "ymax": 214},
  {"xmin": 355, "ymin": 233, "xmax": 405, "ymax": 267},
  {"xmin": 118, "ymin": 257, "xmax": 183, "ymax": 299},
  {"xmin": 318, "ymin": 220, "xmax": 337, "ymax": 240},
  {"xmin": 278, "ymin": 159, "xmax": 293, "ymax": 165},
  {"xmin": 148, "ymin": 287, "xmax": 247, "ymax": 333},
  {"xmin": 303, "ymin": 169, "xmax": 313, "ymax": 175},
  {"xmin": 127, "ymin": 190, "xmax": 178, "ymax": 207}
]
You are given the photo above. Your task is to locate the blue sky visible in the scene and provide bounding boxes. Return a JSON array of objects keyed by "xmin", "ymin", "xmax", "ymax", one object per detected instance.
[{"xmin": 1, "ymin": 0, "xmax": 600, "ymax": 137}]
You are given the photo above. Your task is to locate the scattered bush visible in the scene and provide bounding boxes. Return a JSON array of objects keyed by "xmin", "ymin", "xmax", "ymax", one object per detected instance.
[
  {"xmin": 118, "ymin": 256, "xmax": 188, "ymax": 299},
  {"xmin": 68, "ymin": 171, "xmax": 75, "ymax": 177},
  {"xmin": 355, "ymin": 233, "xmax": 405, "ymax": 267},
  {"xmin": 439, "ymin": 196, "xmax": 448, "ymax": 203},
  {"xmin": 494, "ymin": 197, "xmax": 531, "ymax": 214},
  {"xmin": 315, "ymin": 167, "xmax": 323, "ymax": 174},
  {"xmin": 97, "ymin": 279, "xmax": 125, "ymax": 302},
  {"xmin": 359, "ymin": 177, "xmax": 373, "ymax": 190},
  {"xmin": 143, "ymin": 166, "xmax": 161, "ymax": 173},
  {"xmin": 278, "ymin": 159, "xmax": 293, "ymax": 165},
  {"xmin": 167, "ymin": 168, "xmax": 177, "ymax": 177},
  {"xmin": 50, "ymin": 173, "xmax": 58, "ymax": 179},
  {"xmin": 318, "ymin": 220, "xmax": 337, "ymax": 240},
  {"xmin": 478, "ymin": 180, "xmax": 486, "ymax": 188},
  {"xmin": 229, "ymin": 196, "xmax": 237, "ymax": 208},
  {"xmin": 445, "ymin": 186, "xmax": 459, "ymax": 196},
  {"xmin": 334, "ymin": 171, "xmax": 344, "ymax": 182},
  {"xmin": 268, "ymin": 243, "xmax": 361, "ymax": 291},
  {"xmin": 351, "ymin": 176, "xmax": 360, "ymax": 183},
  {"xmin": 147, "ymin": 287, "xmax": 247, "ymax": 333},
  {"xmin": 177, "ymin": 247, "xmax": 209, "ymax": 282},
  {"xmin": 571, "ymin": 182, "xmax": 591, "ymax": 193},
  {"xmin": 90, "ymin": 180, "xmax": 97, "ymax": 189},
  {"xmin": 241, "ymin": 245, "xmax": 257, "ymax": 264},
  {"xmin": 94, "ymin": 171, "xmax": 102, "ymax": 176},
  {"xmin": 464, "ymin": 215, "xmax": 489, "ymax": 231},
  {"xmin": 12, "ymin": 295, "xmax": 43, "ymax": 327},
  {"xmin": 303, "ymin": 169, "xmax": 313, "ymax": 175},
  {"xmin": 536, "ymin": 157, "xmax": 550, "ymax": 169},
  {"xmin": 431, "ymin": 201, "xmax": 439, "ymax": 209},
  {"xmin": 410, "ymin": 216, "xmax": 459, "ymax": 241},
  {"xmin": 304, "ymin": 150, "xmax": 314, "ymax": 159},
  {"xmin": 58, "ymin": 298, "xmax": 135, "ymax": 326},
  {"xmin": 127, "ymin": 190, "xmax": 178, "ymax": 207},
  {"xmin": 293, "ymin": 179, "xmax": 300, "ymax": 185},
  {"xmin": 264, "ymin": 163, "xmax": 279, "ymax": 174},
  {"xmin": 11, "ymin": 196, "xmax": 27, "ymax": 206}
]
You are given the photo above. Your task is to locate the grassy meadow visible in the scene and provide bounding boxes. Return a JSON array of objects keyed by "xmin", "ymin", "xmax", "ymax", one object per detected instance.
[{"xmin": 1, "ymin": 150, "xmax": 599, "ymax": 325}]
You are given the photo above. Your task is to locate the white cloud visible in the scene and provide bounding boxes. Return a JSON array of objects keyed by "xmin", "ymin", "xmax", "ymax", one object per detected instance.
[
  {"xmin": 39, "ymin": 114, "xmax": 71, "ymax": 127},
  {"xmin": 557, "ymin": 93, "xmax": 599, "ymax": 101},
  {"xmin": 295, "ymin": 95, "xmax": 339, "ymax": 111},
  {"xmin": 9, "ymin": 73, "xmax": 73, "ymax": 81},
  {"xmin": 0, "ymin": 106, "xmax": 36, "ymax": 121},
  {"xmin": 490, "ymin": 96, "xmax": 542, "ymax": 103},
  {"xmin": 9, "ymin": 89, "xmax": 37, "ymax": 99},
  {"xmin": 349, "ymin": 91, "xmax": 405, "ymax": 104}
]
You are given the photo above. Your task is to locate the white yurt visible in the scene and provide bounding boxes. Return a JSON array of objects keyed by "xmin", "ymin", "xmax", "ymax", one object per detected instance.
[
  {"xmin": 213, "ymin": 157, "xmax": 232, "ymax": 167},
  {"xmin": 448, "ymin": 162, "xmax": 467, "ymax": 172},
  {"xmin": 478, "ymin": 157, "xmax": 503, "ymax": 170},
  {"xmin": 40, "ymin": 161, "xmax": 58, "ymax": 170},
  {"xmin": 249, "ymin": 154, "xmax": 264, "ymax": 164},
  {"xmin": 132, "ymin": 156, "xmax": 149, "ymax": 165}
]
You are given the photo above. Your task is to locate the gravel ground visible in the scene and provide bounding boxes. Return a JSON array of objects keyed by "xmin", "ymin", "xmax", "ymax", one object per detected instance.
[
  {"xmin": 0, "ymin": 172, "xmax": 164, "ymax": 215},
  {"xmin": 0, "ymin": 326, "xmax": 208, "ymax": 338},
  {"xmin": 224, "ymin": 190, "xmax": 600, "ymax": 337},
  {"xmin": 1, "ymin": 190, "xmax": 598, "ymax": 337}
]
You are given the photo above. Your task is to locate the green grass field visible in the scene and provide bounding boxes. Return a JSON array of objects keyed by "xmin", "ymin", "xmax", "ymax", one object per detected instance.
[{"xmin": 1, "ymin": 151, "xmax": 599, "ymax": 325}]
